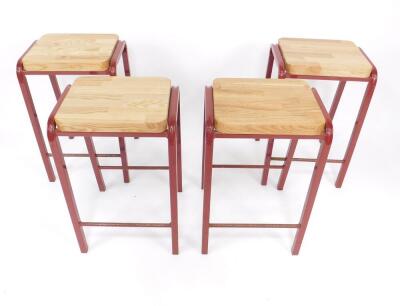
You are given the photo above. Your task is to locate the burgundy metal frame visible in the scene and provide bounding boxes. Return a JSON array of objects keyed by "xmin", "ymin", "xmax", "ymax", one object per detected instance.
[
  {"xmin": 47, "ymin": 86, "xmax": 182, "ymax": 254},
  {"xmin": 265, "ymin": 44, "xmax": 377, "ymax": 187},
  {"xmin": 17, "ymin": 40, "xmax": 132, "ymax": 183},
  {"xmin": 201, "ymin": 86, "xmax": 332, "ymax": 255}
]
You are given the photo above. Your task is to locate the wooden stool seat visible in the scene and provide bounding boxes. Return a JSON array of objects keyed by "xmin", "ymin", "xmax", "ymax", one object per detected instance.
[
  {"xmin": 55, "ymin": 77, "xmax": 171, "ymax": 133},
  {"xmin": 22, "ymin": 34, "xmax": 119, "ymax": 71},
  {"xmin": 278, "ymin": 38, "xmax": 373, "ymax": 78},
  {"xmin": 213, "ymin": 78, "xmax": 326, "ymax": 136}
]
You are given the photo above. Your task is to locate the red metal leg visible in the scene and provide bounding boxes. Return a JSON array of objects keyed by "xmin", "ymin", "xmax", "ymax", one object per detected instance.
[
  {"xmin": 277, "ymin": 139, "xmax": 298, "ymax": 190},
  {"xmin": 48, "ymin": 132, "xmax": 88, "ymax": 253},
  {"xmin": 265, "ymin": 47, "xmax": 274, "ymax": 78},
  {"xmin": 49, "ymin": 74, "xmax": 61, "ymax": 99},
  {"xmin": 201, "ymin": 87, "xmax": 215, "ymax": 254},
  {"xmin": 17, "ymin": 70, "xmax": 56, "ymax": 182},
  {"xmin": 201, "ymin": 129, "xmax": 214, "ymax": 254},
  {"xmin": 167, "ymin": 86, "xmax": 180, "ymax": 254},
  {"xmin": 168, "ymin": 127, "xmax": 179, "ymax": 255},
  {"xmin": 84, "ymin": 137, "xmax": 106, "ymax": 191},
  {"xmin": 329, "ymin": 81, "xmax": 346, "ymax": 119},
  {"xmin": 201, "ymin": 104, "xmax": 206, "ymax": 189},
  {"xmin": 122, "ymin": 43, "xmax": 131, "ymax": 76},
  {"xmin": 261, "ymin": 139, "xmax": 274, "ymax": 185},
  {"xmin": 118, "ymin": 137, "xmax": 130, "ymax": 183},
  {"xmin": 335, "ymin": 74, "xmax": 377, "ymax": 188},
  {"xmin": 109, "ymin": 50, "xmax": 132, "ymax": 179},
  {"xmin": 177, "ymin": 103, "xmax": 183, "ymax": 192},
  {"xmin": 292, "ymin": 139, "xmax": 331, "ymax": 255}
]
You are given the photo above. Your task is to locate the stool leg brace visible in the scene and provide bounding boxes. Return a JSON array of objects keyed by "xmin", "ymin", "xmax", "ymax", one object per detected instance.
[
  {"xmin": 201, "ymin": 87, "xmax": 332, "ymax": 255},
  {"xmin": 264, "ymin": 44, "xmax": 377, "ymax": 188},
  {"xmin": 47, "ymin": 86, "xmax": 182, "ymax": 254},
  {"xmin": 17, "ymin": 40, "xmax": 132, "ymax": 183}
]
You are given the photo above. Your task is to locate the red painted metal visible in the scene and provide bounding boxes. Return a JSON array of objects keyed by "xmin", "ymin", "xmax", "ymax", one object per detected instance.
[
  {"xmin": 261, "ymin": 139, "xmax": 274, "ymax": 185},
  {"xmin": 277, "ymin": 139, "xmax": 298, "ymax": 190},
  {"xmin": 118, "ymin": 137, "xmax": 130, "ymax": 183},
  {"xmin": 84, "ymin": 137, "xmax": 106, "ymax": 191},
  {"xmin": 47, "ymin": 153, "xmax": 121, "ymax": 158},
  {"xmin": 100, "ymin": 165, "xmax": 168, "ymax": 170},
  {"xmin": 329, "ymin": 81, "xmax": 346, "ymax": 119},
  {"xmin": 201, "ymin": 101, "xmax": 206, "ymax": 189},
  {"xmin": 167, "ymin": 87, "xmax": 180, "ymax": 255},
  {"xmin": 292, "ymin": 138, "xmax": 331, "ymax": 255},
  {"xmin": 49, "ymin": 74, "xmax": 61, "ymax": 99},
  {"xmin": 271, "ymin": 157, "xmax": 343, "ymax": 164},
  {"xmin": 47, "ymin": 85, "xmax": 181, "ymax": 254},
  {"xmin": 17, "ymin": 39, "xmax": 131, "ymax": 182},
  {"xmin": 210, "ymin": 223, "xmax": 300, "ymax": 228},
  {"xmin": 177, "ymin": 103, "xmax": 183, "ymax": 192},
  {"xmin": 265, "ymin": 47, "xmax": 274, "ymax": 78},
  {"xmin": 17, "ymin": 44, "xmax": 56, "ymax": 181},
  {"xmin": 80, "ymin": 222, "xmax": 170, "ymax": 228},
  {"xmin": 47, "ymin": 88, "xmax": 88, "ymax": 253},
  {"xmin": 201, "ymin": 87, "xmax": 215, "ymax": 254},
  {"xmin": 201, "ymin": 84, "xmax": 332, "ymax": 255},
  {"xmin": 56, "ymin": 131, "xmax": 168, "ymax": 138},
  {"xmin": 266, "ymin": 43, "xmax": 377, "ymax": 187},
  {"xmin": 109, "ymin": 41, "xmax": 133, "ymax": 182},
  {"xmin": 213, "ymin": 164, "xmax": 283, "ymax": 169},
  {"xmin": 122, "ymin": 43, "xmax": 131, "ymax": 76}
]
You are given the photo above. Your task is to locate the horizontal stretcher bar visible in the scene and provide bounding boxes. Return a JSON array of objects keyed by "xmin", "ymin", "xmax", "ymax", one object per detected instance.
[
  {"xmin": 80, "ymin": 221, "xmax": 171, "ymax": 228},
  {"xmin": 99, "ymin": 165, "xmax": 169, "ymax": 170},
  {"xmin": 271, "ymin": 157, "xmax": 343, "ymax": 164},
  {"xmin": 209, "ymin": 223, "xmax": 300, "ymax": 228},
  {"xmin": 56, "ymin": 131, "xmax": 167, "ymax": 138},
  {"xmin": 213, "ymin": 164, "xmax": 284, "ymax": 169},
  {"xmin": 47, "ymin": 153, "xmax": 121, "ymax": 158}
]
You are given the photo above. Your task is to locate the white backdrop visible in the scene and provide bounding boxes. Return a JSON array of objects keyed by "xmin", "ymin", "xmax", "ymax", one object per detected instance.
[{"xmin": 1, "ymin": 0, "xmax": 399, "ymax": 305}]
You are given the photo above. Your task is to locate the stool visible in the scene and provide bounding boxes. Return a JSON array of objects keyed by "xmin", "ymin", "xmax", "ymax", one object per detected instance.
[
  {"xmin": 17, "ymin": 34, "xmax": 131, "ymax": 182},
  {"xmin": 266, "ymin": 38, "xmax": 377, "ymax": 187},
  {"xmin": 47, "ymin": 76, "xmax": 182, "ymax": 254},
  {"xmin": 201, "ymin": 78, "xmax": 332, "ymax": 255}
]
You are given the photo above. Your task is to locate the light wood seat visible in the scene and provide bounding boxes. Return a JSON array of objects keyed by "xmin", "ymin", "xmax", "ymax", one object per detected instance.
[
  {"xmin": 278, "ymin": 38, "xmax": 373, "ymax": 78},
  {"xmin": 213, "ymin": 78, "xmax": 326, "ymax": 135},
  {"xmin": 22, "ymin": 34, "xmax": 119, "ymax": 71},
  {"xmin": 55, "ymin": 77, "xmax": 171, "ymax": 133}
]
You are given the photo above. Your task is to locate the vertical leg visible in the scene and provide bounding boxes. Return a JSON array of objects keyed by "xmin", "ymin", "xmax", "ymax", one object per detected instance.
[
  {"xmin": 122, "ymin": 44, "xmax": 131, "ymax": 76},
  {"xmin": 118, "ymin": 137, "xmax": 130, "ymax": 183},
  {"xmin": 168, "ymin": 130, "xmax": 179, "ymax": 254},
  {"xmin": 265, "ymin": 47, "xmax": 274, "ymax": 78},
  {"xmin": 17, "ymin": 71, "xmax": 56, "ymax": 182},
  {"xmin": 201, "ymin": 131, "xmax": 214, "ymax": 254},
  {"xmin": 292, "ymin": 140, "xmax": 331, "ymax": 255},
  {"xmin": 201, "ymin": 106, "xmax": 206, "ymax": 189},
  {"xmin": 261, "ymin": 139, "xmax": 274, "ymax": 185},
  {"xmin": 277, "ymin": 139, "xmax": 298, "ymax": 190},
  {"xmin": 84, "ymin": 137, "xmax": 106, "ymax": 191},
  {"xmin": 335, "ymin": 77, "xmax": 377, "ymax": 188},
  {"xmin": 110, "ymin": 53, "xmax": 132, "ymax": 177},
  {"xmin": 329, "ymin": 81, "xmax": 346, "ymax": 119},
  {"xmin": 177, "ymin": 103, "xmax": 183, "ymax": 192},
  {"xmin": 49, "ymin": 74, "xmax": 61, "ymax": 99},
  {"xmin": 49, "ymin": 135, "xmax": 88, "ymax": 253}
]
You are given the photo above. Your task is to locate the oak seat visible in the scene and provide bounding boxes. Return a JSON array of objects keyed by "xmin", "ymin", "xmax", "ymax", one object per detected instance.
[
  {"xmin": 213, "ymin": 78, "xmax": 326, "ymax": 135},
  {"xmin": 278, "ymin": 38, "xmax": 373, "ymax": 78},
  {"xmin": 55, "ymin": 77, "xmax": 171, "ymax": 133},
  {"xmin": 22, "ymin": 34, "xmax": 119, "ymax": 71}
]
